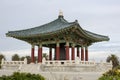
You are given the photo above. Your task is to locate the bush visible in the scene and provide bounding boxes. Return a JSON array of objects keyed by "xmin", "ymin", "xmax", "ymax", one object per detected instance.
[
  {"xmin": 99, "ymin": 69, "xmax": 120, "ymax": 80},
  {"xmin": 0, "ymin": 72, "xmax": 45, "ymax": 80}
]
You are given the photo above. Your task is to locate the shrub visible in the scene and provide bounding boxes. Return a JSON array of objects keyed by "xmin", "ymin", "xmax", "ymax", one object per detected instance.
[
  {"xmin": 99, "ymin": 69, "xmax": 120, "ymax": 80},
  {"xmin": 0, "ymin": 72, "xmax": 45, "ymax": 80}
]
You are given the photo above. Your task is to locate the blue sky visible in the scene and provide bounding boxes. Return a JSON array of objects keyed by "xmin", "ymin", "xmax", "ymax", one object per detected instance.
[{"xmin": 0, "ymin": 0, "xmax": 120, "ymax": 61}]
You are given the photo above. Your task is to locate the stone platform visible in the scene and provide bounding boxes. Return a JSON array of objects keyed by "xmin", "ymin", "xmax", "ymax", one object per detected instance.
[
  {"xmin": 0, "ymin": 58, "xmax": 112, "ymax": 80},
  {"xmin": 0, "ymin": 70, "xmax": 103, "ymax": 80}
]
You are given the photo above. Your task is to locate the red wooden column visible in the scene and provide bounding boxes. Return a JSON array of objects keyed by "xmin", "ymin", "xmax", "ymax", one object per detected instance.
[
  {"xmin": 71, "ymin": 44, "xmax": 75, "ymax": 60},
  {"xmin": 56, "ymin": 42, "xmax": 60, "ymax": 60},
  {"xmin": 77, "ymin": 46, "xmax": 80, "ymax": 58},
  {"xmin": 31, "ymin": 44, "xmax": 35, "ymax": 63},
  {"xmin": 49, "ymin": 47, "xmax": 52, "ymax": 60},
  {"xmin": 85, "ymin": 46, "xmax": 88, "ymax": 61},
  {"xmin": 54, "ymin": 48, "xmax": 56, "ymax": 60},
  {"xmin": 66, "ymin": 41, "xmax": 69, "ymax": 60},
  {"xmin": 81, "ymin": 46, "xmax": 84, "ymax": 61},
  {"xmin": 38, "ymin": 44, "xmax": 42, "ymax": 63}
]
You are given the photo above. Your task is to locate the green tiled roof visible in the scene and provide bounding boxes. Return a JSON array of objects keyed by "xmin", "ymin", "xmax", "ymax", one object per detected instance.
[
  {"xmin": 85, "ymin": 30, "xmax": 109, "ymax": 41},
  {"xmin": 6, "ymin": 16, "xmax": 74, "ymax": 37},
  {"xmin": 6, "ymin": 15, "xmax": 109, "ymax": 42}
]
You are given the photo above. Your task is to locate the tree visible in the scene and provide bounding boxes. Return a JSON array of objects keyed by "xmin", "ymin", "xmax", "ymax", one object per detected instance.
[
  {"xmin": 20, "ymin": 56, "xmax": 31, "ymax": 64},
  {"xmin": 20, "ymin": 56, "xmax": 37, "ymax": 64},
  {"xmin": 20, "ymin": 56, "xmax": 25, "ymax": 61},
  {"xmin": 12, "ymin": 54, "xmax": 20, "ymax": 61},
  {"xmin": 25, "ymin": 56, "xmax": 31, "ymax": 64},
  {"xmin": 0, "ymin": 54, "xmax": 5, "ymax": 61},
  {"xmin": 42, "ymin": 53, "xmax": 48, "ymax": 60},
  {"xmin": 106, "ymin": 54, "xmax": 120, "ymax": 69},
  {"xmin": 0, "ymin": 54, "xmax": 5, "ymax": 68}
]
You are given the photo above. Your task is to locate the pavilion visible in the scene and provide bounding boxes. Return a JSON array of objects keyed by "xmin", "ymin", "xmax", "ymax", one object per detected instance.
[{"xmin": 6, "ymin": 12, "xmax": 109, "ymax": 63}]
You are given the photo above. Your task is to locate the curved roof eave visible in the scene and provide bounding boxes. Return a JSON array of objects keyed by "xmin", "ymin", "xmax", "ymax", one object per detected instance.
[{"xmin": 74, "ymin": 23, "xmax": 110, "ymax": 42}]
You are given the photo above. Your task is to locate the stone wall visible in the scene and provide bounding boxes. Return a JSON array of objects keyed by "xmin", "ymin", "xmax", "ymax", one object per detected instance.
[
  {"xmin": 1, "ymin": 58, "xmax": 112, "ymax": 72},
  {"xmin": 41, "ymin": 59, "xmax": 112, "ymax": 72}
]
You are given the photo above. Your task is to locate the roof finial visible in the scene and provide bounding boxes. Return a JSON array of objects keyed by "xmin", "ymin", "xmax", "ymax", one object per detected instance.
[
  {"xmin": 59, "ymin": 10, "xmax": 63, "ymax": 16},
  {"xmin": 58, "ymin": 10, "xmax": 63, "ymax": 18}
]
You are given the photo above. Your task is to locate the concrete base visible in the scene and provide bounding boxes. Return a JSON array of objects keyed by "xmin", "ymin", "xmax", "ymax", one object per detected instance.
[
  {"xmin": 0, "ymin": 70, "xmax": 103, "ymax": 80},
  {"xmin": 0, "ymin": 59, "xmax": 112, "ymax": 80}
]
